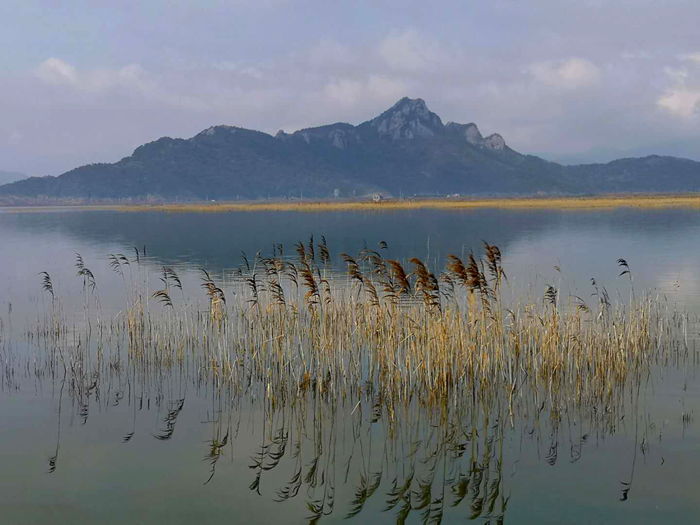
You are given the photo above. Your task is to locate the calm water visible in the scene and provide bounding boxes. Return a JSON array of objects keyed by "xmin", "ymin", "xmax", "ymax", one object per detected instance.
[{"xmin": 2, "ymin": 207, "xmax": 700, "ymax": 524}]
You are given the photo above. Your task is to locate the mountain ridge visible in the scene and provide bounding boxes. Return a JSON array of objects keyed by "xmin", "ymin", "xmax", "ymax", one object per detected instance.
[{"xmin": 2, "ymin": 97, "xmax": 700, "ymax": 201}]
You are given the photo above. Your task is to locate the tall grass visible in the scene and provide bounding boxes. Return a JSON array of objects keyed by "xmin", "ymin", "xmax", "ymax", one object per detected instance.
[{"xmin": 20, "ymin": 237, "xmax": 693, "ymax": 423}]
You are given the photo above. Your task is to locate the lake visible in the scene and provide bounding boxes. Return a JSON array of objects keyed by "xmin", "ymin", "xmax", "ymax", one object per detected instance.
[{"xmin": 1, "ymin": 206, "xmax": 700, "ymax": 524}]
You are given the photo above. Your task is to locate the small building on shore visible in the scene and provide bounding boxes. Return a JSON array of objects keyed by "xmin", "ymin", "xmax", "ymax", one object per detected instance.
[{"xmin": 372, "ymin": 193, "xmax": 384, "ymax": 203}]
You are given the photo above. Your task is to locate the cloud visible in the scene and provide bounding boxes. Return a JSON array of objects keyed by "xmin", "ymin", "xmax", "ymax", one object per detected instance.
[
  {"xmin": 35, "ymin": 58, "xmax": 78, "ymax": 86},
  {"xmin": 378, "ymin": 29, "xmax": 441, "ymax": 73},
  {"xmin": 323, "ymin": 75, "xmax": 407, "ymax": 107},
  {"xmin": 679, "ymin": 52, "xmax": 700, "ymax": 63},
  {"xmin": 35, "ymin": 58, "xmax": 150, "ymax": 93},
  {"xmin": 366, "ymin": 75, "xmax": 407, "ymax": 100},
  {"xmin": 305, "ymin": 40, "xmax": 356, "ymax": 67},
  {"xmin": 211, "ymin": 61, "xmax": 266, "ymax": 79},
  {"xmin": 621, "ymin": 50, "xmax": 652, "ymax": 60},
  {"xmin": 324, "ymin": 78, "xmax": 363, "ymax": 106},
  {"xmin": 529, "ymin": 58, "xmax": 601, "ymax": 89},
  {"xmin": 211, "ymin": 60, "xmax": 241, "ymax": 72},
  {"xmin": 33, "ymin": 58, "xmax": 217, "ymax": 112},
  {"xmin": 240, "ymin": 66, "xmax": 264, "ymax": 79},
  {"xmin": 657, "ymin": 87, "xmax": 700, "ymax": 118},
  {"xmin": 663, "ymin": 66, "xmax": 688, "ymax": 84},
  {"xmin": 657, "ymin": 65, "xmax": 700, "ymax": 118}
]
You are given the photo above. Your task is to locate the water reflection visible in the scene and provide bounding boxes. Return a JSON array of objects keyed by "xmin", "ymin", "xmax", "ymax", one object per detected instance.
[
  {"xmin": 16, "ymin": 353, "xmax": 684, "ymax": 524},
  {"xmin": 5, "ymin": 207, "xmax": 700, "ymax": 318}
]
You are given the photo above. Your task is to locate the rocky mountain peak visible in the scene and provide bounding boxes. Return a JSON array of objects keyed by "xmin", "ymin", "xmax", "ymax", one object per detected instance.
[
  {"xmin": 483, "ymin": 133, "xmax": 505, "ymax": 151},
  {"xmin": 368, "ymin": 97, "xmax": 444, "ymax": 140},
  {"xmin": 464, "ymin": 124, "xmax": 483, "ymax": 145},
  {"xmin": 197, "ymin": 125, "xmax": 239, "ymax": 137},
  {"xmin": 445, "ymin": 121, "xmax": 506, "ymax": 151},
  {"xmin": 391, "ymin": 97, "xmax": 431, "ymax": 117}
]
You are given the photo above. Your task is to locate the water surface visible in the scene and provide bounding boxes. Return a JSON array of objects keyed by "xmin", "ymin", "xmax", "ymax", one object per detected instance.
[{"xmin": 2, "ymin": 207, "xmax": 700, "ymax": 524}]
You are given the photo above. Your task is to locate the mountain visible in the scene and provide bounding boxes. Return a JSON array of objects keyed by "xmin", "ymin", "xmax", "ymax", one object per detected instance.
[
  {"xmin": 538, "ymin": 141, "xmax": 700, "ymax": 165},
  {"xmin": 2, "ymin": 97, "xmax": 700, "ymax": 201},
  {"xmin": 0, "ymin": 170, "xmax": 26, "ymax": 186}
]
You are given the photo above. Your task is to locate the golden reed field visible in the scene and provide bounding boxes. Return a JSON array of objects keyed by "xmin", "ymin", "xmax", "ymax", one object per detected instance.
[{"xmin": 116, "ymin": 194, "xmax": 700, "ymax": 213}]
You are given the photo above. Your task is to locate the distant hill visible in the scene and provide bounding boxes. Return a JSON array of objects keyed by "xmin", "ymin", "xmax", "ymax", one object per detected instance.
[
  {"xmin": 0, "ymin": 170, "xmax": 26, "ymax": 186},
  {"xmin": 537, "ymin": 140, "xmax": 700, "ymax": 166},
  {"xmin": 2, "ymin": 97, "xmax": 700, "ymax": 201}
]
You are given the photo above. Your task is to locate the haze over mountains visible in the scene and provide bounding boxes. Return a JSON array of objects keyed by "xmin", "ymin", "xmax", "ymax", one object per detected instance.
[
  {"xmin": 0, "ymin": 171, "xmax": 26, "ymax": 186},
  {"xmin": 2, "ymin": 97, "xmax": 700, "ymax": 202},
  {"xmin": 538, "ymin": 142, "xmax": 700, "ymax": 166}
]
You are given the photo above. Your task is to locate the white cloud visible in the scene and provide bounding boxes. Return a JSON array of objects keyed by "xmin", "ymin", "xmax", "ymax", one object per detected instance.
[
  {"xmin": 663, "ymin": 66, "xmax": 688, "ymax": 84},
  {"xmin": 240, "ymin": 66, "xmax": 263, "ymax": 79},
  {"xmin": 529, "ymin": 57, "xmax": 601, "ymax": 89},
  {"xmin": 621, "ymin": 50, "xmax": 652, "ymax": 60},
  {"xmin": 211, "ymin": 60, "xmax": 241, "ymax": 72},
  {"xmin": 306, "ymin": 40, "xmax": 355, "ymax": 67},
  {"xmin": 657, "ymin": 66, "xmax": 700, "ymax": 118},
  {"xmin": 211, "ymin": 60, "xmax": 265, "ymax": 79},
  {"xmin": 32, "ymin": 58, "xmax": 216, "ymax": 112},
  {"xmin": 657, "ymin": 87, "xmax": 700, "ymax": 118},
  {"xmin": 323, "ymin": 75, "xmax": 407, "ymax": 108},
  {"xmin": 367, "ymin": 75, "xmax": 407, "ymax": 100},
  {"xmin": 679, "ymin": 52, "xmax": 700, "ymax": 64},
  {"xmin": 35, "ymin": 58, "xmax": 150, "ymax": 93},
  {"xmin": 324, "ymin": 78, "xmax": 364, "ymax": 106},
  {"xmin": 35, "ymin": 58, "xmax": 78, "ymax": 86},
  {"xmin": 378, "ymin": 29, "xmax": 440, "ymax": 73}
]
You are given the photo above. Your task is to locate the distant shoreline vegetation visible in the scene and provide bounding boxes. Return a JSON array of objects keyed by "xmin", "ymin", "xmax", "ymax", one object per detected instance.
[
  {"xmin": 5, "ymin": 193, "xmax": 700, "ymax": 213},
  {"xmin": 123, "ymin": 194, "xmax": 700, "ymax": 212}
]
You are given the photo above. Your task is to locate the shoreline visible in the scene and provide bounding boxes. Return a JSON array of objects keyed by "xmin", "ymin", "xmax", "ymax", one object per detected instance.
[
  {"xmin": 120, "ymin": 194, "xmax": 700, "ymax": 212},
  {"xmin": 4, "ymin": 194, "xmax": 700, "ymax": 213}
]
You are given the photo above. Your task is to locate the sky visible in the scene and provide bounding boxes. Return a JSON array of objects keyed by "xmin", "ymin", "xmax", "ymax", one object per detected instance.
[{"xmin": 2, "ymin": 0, "xmax": 700, "ymax": 176}]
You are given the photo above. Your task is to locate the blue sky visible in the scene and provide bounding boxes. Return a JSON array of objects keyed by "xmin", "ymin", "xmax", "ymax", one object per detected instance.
[{"xmin": 2, "ymin": 0, "xmax": 700, "ymax": 176}]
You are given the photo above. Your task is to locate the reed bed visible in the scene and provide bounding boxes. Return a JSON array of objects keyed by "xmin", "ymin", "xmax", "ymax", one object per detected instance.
[
  {"xmin": 18, "ymin": 237, "xmax": 695, "ymax": 427},
  {"xmin": 116, "ymin": 194, "xmax": 700, "ymax": 213}
]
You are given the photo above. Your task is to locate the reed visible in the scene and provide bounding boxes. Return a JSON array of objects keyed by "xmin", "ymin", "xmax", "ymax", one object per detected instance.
[
  {"xmin": 14, "ymin": 237, "xmax": 692, "ymax": 425},
  {"xmin": 116, "ymin": 193, "xmax": 700, "ymax": 213}
]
